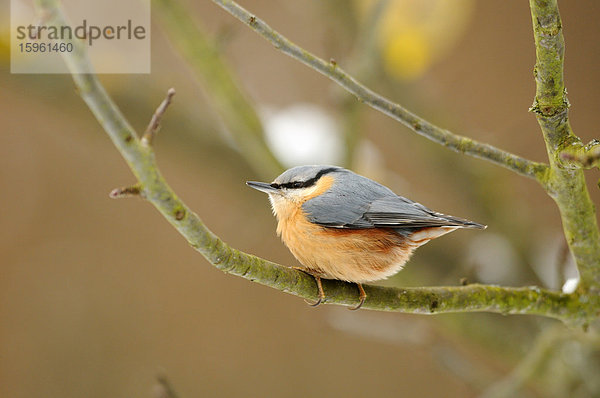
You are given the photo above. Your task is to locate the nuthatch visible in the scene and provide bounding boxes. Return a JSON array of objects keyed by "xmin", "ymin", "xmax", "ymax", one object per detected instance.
[{"xmin": 247, "ymin": 165, "xmax": 486, "ymax": 309}]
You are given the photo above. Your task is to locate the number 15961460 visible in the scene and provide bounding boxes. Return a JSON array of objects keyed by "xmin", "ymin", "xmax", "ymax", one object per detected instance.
[{"xmin": 19, "ymin": 42, "xmax": 73, "ymax": 53}]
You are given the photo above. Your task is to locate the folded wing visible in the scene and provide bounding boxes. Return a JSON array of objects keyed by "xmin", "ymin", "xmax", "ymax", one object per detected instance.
[{"xmin": 302, "ymin": 170, "xmax": 485, "ymax": 232}]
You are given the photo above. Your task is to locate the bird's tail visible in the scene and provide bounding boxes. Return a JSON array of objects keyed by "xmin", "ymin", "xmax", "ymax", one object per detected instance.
[{"xmin": 435, "ymin": 213, "xmax": 487, "ymax": 229}]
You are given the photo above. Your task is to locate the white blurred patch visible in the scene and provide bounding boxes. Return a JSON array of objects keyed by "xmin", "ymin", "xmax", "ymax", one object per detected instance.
[
  {"xmin": 261, "ymin": 104, "xmax": 343, "ymax": 167},
  {"xmin": 562, "ymin": 277, "xmax": 579, "ymax": 294},
  {"xmin": 465, "ymin": 233, "xmax": 520, "ymax": 284},
  {"xmin": 532, "ymin": 235, "xmax": 578, "ymax": 290}
]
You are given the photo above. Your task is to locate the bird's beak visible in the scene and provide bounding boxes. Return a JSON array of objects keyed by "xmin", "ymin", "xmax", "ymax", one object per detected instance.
[{"xmin": 246, "ymin": 181, "xmax": 279, "ymax": 194}]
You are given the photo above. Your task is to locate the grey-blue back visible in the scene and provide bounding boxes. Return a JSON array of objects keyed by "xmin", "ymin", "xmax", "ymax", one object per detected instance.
[{"xmin": 302, "ymin": 168, "xmax": 483, "ymax": 234}]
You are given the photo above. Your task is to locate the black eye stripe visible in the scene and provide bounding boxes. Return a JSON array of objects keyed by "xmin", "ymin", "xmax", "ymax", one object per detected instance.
[{"xmin": 273, "ymin": 167, "xmax": 339, "ymax": 190}]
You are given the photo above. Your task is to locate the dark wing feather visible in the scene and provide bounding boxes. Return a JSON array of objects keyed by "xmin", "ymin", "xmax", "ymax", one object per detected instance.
[
  {"xmin": 302, "ymin": 170, "xmax": 485, "ymax": 231},
  {"xmin": 363, "ymin": 197, "xmax": 485, "ymax": 229}
]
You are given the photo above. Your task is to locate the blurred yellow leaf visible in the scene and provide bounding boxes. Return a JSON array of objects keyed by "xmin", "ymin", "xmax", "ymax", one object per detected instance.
[
  {"xmin": 383, "ymin": 28, "xmax": 430, "ymax": 80},
  {"xmin": 356, "ymin": 0, "xmax": 475, "ymax": 80}
]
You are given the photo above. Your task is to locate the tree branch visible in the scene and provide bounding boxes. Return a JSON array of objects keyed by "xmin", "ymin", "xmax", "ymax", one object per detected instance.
[
  {"xmin": 560, "ymin": 140, "xmax": 600, "ymax": 169},
  {"xmin": 528, "ymin": 0, "xmax": 600, "ymax": 293},
  {"xmin": 210, "ymin": 0, "xmax": 549, "ymax": 181},
  {"xmin": 34, "ymin": 0, "xmax": 596, "ymax": 327}
]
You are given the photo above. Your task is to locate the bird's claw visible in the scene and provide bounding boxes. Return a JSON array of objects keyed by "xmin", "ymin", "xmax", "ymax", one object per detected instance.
[
  {"xmin": 304, "ymin": 297, "xmax": 323, "ymax": 307},
  {"xmin": 291, "ymin": 267, "xmax": 367, "ymax": 310},
  {"xmin": 348, "ymin": 283, "xmax": 366, "ymax": 310},
  {"xmin": 292, "ymin": 267, "xmax": 326, "ymax": 308}
]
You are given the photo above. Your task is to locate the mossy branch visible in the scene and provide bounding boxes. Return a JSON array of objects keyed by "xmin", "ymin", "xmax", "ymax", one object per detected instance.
[
  {"xmin": 210, "ymin": 0, "xmax": 549, "ymax": 181},
  {"xmin": 528, "ymin": 0, "xmax": 600, "ymax": 293},
  {"xmin": 34, "ymin": 0, "xmax": 598, "ymax": 327}
]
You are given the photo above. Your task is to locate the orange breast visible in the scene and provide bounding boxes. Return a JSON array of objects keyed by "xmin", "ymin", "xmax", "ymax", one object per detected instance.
[{"xmin": 275, "ymin": 206, "xmax": 416, "ymax": 283}]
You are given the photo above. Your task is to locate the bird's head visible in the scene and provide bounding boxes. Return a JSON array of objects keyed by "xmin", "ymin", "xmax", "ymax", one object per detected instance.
[{"xmin": 247, "ymin": 165, "xmax": 342, "ymax": 214}]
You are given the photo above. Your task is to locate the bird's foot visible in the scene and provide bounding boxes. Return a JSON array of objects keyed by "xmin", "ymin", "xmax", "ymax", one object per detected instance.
[
  {"xmin": 291, "ymin": 266, "xmax": 326, "ymax": 307},
  {"xmin": 348, "ymin": 283, "xmax": 367, "ymax": 311}
]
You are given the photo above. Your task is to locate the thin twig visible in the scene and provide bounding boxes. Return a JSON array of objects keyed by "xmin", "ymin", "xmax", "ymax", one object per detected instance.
[
  {"xmin": 109, "ymin": 184, "xmax": 142, "ymax": 199},
  {"xmin": 210, "ymin": 0, "xmax": 549, "ymax": 181},
  {"xmin": 142, "ymin": 88, "xmax": 176, "ymax": 146},
  {"xmin": 560, "ymin": 141, "xmax": 600, "ymax": 169}
]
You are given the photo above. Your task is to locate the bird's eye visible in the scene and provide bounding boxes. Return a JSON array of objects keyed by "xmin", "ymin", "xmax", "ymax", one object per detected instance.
[{"xmin": 292, "ymin": 181, "xmax": 303, "ymax": 188}]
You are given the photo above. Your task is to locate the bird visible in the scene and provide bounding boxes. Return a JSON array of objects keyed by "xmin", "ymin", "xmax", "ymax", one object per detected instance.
[{"xmin": 247, "ymin": 165, "xmax": 486, "ymax": 310}]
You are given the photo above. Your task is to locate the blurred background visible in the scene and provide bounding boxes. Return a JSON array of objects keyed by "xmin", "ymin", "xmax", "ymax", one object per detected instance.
[{"xmin": 2, "ymin": 0, "xmax": 600, "ymax": 397}]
